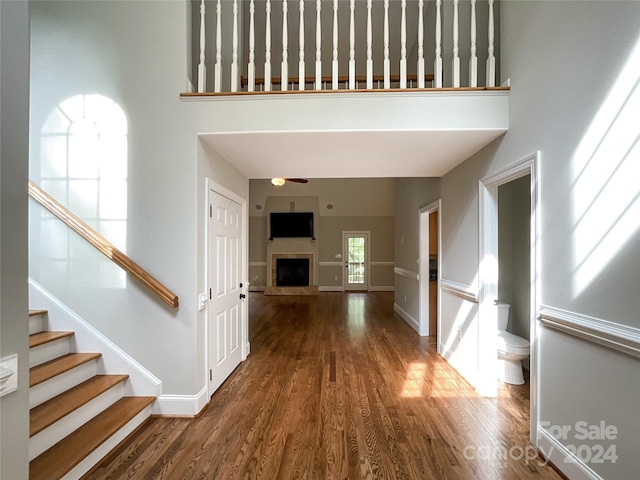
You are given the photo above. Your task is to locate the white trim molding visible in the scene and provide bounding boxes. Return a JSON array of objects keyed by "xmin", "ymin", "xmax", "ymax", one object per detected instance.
[
  {"xmin": 537, "ymin": 426, "xmax": 604, "ymax": 480},
  {"xmin": 29, "ymin": 279, "xmax": 162, "ymax": 398},
  {"xmin": 394, "ymin": 303, "xmax": 419, "ymax": 332},
  {"xmin": 156, "ymin": 386, "xmax": 209, "ymax": 417},
  {"xmin": 539, "ymin": 306, "xmax": 640, "ymax": 359},
  {"xmin": 394, "ymin": 267, "xmax": 419, "ymax": 281},
  {"xmin": 440, "ymin": 278, "xmax": 478, "ymax": 303}
]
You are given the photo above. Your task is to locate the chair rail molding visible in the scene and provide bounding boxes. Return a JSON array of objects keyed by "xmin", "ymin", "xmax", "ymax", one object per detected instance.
[
  {"xmin": 539, "ymin": 305, "xmax": 640, "ymax": 359},
  {"xmin": 394, "ymin": 266, "xmax": 418, "ymax": 281},
  {"xmin": 440, "ymin": 278, "xmax": 478, "ymax": 303}
]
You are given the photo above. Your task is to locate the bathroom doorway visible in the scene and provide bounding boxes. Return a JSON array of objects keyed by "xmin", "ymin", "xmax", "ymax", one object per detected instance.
[
  {"xmin": 498, "ymin": 175, "xmax": 531, "ymax": 373},
  {"xmin": 479, "ymin": 152, "xmax": 540, "ymax": 445}
]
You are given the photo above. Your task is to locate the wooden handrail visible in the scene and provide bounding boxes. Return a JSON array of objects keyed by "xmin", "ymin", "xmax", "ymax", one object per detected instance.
[
  {"xmin": 240, "ymin": 73, "xmax": 435, "ymax": 88},
  {"xmin": 28, "ymin": 180, "xmax": 179, "ymax": 308}
]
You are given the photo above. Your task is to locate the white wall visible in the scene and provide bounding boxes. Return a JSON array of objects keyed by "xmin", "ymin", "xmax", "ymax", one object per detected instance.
[
  {"xmin": 394, "ymin": 177, "xmax": 441, "ymax": 326},
  {"xmin": 440, "ymin": 1, "xmax": 640, "ymax": 478},
  {"xmin": 0, "ymin": 0, "xmax": 30, "ymax": 477},
  {"xmin": 29, "ymin": 1, "xmax": 247, "ymax": 400}
]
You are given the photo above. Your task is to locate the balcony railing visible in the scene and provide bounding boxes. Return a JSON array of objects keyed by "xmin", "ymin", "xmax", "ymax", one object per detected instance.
[{"xmin": 189, "ymin": 0, "xmax": 499, "ymax": 94}]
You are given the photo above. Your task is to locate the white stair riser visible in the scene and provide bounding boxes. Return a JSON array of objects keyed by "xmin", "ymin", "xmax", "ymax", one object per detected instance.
[
  {"xmin": 29, "ymin": 314, "xmax": 46, "ymax": 335},
  {"xmin": 60, "ymin": 403, "xmax": 154, "ymax": 480},
  {"xmin": 29, "ymin": 382, "xmax": 126, "ymax": 461},
  {"xmin": 30, "ymin": 337, "xmax": 72, "ymax": 368},
  {"xmin": 30, "ymin": 361, "xmax": 98, "ymax": 409}
]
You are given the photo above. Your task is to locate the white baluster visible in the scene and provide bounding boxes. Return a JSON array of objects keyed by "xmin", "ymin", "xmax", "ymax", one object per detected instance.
[
  {"xmin": 486, "ymin": 0, "xmax": 496, "ymax": 87},
  {"xmin": 366, "ymin": 0, "xmax": 373, "ymax": 89},
  {"xmin": 400, "ymin": 0, "xmax": 407, "ymax": 89},
  {"xmin": 452, "ymin": 0, "xmax": 460, "ymax": 87},
  {"xmin": 315, "ymin": 0, "xmax": 322, "ymax": 90},
  {"xmin": 349, "ymin": 0, "xmax": 355, "ymax": 90},
  {"xmin": 384, "ymin": 0, "xmax": 390, "ymax": 89},
  {"xmin": 299, "ymin": 0, "xmax": 305, "ymax": 90},
  {"xmin": 417, "ymin": 0, "xmax": 424, "ymax": 88},
  {"xmin": 198, "ymin": 0, "xmax": 206, "ymax": 93},
  {"xmin": 249, "ymin": 0, "xmax": 256, "ymax": 92},
  {"xmin": 469, "ymin": 0, "xmax": 477, "ymax": 87},
  {"xmin": 282, "ymin": 0, "xmax": 288, "ymax": 90},
  {"xmin": 434, "ymin": 0, "xmax": 442, "ymax": 88},
  {"xmin": 214, "ymin": 0, "xmax": 222, "ymax": 92},
  {"xmin": 332, "ymin": 0, "xmax": 338, "ymax": 90},
  {"xmin": 265, "ymin": 0, "xmax": 272, "ymax": 91},
  {"xmin": 231, "ymin": 0, "xmax": 239, "ymax": 92}
]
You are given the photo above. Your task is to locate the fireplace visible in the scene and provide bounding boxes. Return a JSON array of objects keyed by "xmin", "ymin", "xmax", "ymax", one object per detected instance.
[
  {"xmin": 276, "ymin": 258, "xmax": 310, "ymax": 287},
  {"xmin": 265, "ymin": 253, "xmax": 318, "ymax": 295}
]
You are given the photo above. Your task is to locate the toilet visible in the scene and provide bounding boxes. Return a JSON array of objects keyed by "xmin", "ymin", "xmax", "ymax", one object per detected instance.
[{"xmin": 496, "ymin": 302, "xmax": 530, "ymax": 385}]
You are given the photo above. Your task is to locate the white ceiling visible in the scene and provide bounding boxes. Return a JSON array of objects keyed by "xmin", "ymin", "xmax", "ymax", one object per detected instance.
[{"xmin": 201, "ymin": 128, "xmax": 506, "ymax": 179}]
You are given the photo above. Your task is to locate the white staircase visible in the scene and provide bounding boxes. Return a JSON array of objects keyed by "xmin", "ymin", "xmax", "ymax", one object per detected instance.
[{"xmin": 28, "ymin": 310, "xmax": 155, "ymax": 480}]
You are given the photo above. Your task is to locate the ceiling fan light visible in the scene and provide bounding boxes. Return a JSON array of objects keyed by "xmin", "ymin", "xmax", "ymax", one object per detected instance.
[{"xmin": 271, "ymin": 178, "xmax": 286, "ymax": 187}]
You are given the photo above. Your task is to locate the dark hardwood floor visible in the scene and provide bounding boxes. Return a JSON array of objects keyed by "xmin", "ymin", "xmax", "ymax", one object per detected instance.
[{"xmin": 85, "ymin": 292, "xmax": 564, "ymax": 479}]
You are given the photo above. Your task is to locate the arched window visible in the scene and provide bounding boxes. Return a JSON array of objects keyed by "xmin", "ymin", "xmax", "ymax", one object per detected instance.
[{"xmin": 39, "ymin": 94, "xmax": 128, "ymax": 288}]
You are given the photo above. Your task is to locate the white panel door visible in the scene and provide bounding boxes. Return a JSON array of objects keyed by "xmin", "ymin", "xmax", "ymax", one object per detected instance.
[{"xmin": 208, "ymin": 189, "xmax": 244, "ymax": 395}]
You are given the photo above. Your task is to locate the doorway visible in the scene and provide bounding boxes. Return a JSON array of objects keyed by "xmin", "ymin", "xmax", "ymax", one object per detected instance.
[
  {"xmin": 206, "ymin": 179, "xmax": 248, "ymax": 397},
  {"xmin": 343, "ymin": 232, "xmax": 369, "ymax": 291},
  {"xmin": 498, "ymin": 175, "xmax": 531, "ymax": 373},
  {"xmin": 418, "ymin": 200, "xmax": 440, "ymax": 340},
  {"xmin": 479, "ymin": 152, "xmax": 539, "ymax": 442}
]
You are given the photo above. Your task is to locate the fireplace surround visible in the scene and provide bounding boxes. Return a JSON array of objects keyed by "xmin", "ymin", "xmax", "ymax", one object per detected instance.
[{"xmin": 264, "ymin": 253, "xmax": 318, "ymax": 295}]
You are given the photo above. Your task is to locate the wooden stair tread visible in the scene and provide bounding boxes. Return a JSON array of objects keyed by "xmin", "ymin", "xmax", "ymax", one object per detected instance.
[
  {"xmin": 29, "ymin": 309, "xmax": 48, "ymax": 317},
  {"xmin": 29, "ymin": 396, "xmax": 155, "ymax": 480},
  {"xmin": 30, "ymin": 374, "xmax": 129, "ymax": 437},
  {"xmin": 30, "ymin": 353, "xmax": 101, "ymax": 387},
  {"xmin": 29, "ymin": 331, "xmax": 74, "ymax": 348}
]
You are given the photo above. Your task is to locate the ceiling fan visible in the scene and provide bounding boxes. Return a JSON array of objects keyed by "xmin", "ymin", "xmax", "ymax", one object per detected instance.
[{"xmin": 270, "ymin": 178, "xmax": 309, "ymax": 186}]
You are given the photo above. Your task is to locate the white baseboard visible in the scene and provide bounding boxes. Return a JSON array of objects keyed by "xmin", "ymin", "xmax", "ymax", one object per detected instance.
[
  {"xmin": 156, "ymin": 386, "xmax": 209, "ymax": 417},
  {"xmin": 537, "ymin": 426, "xmax": 604, "ymax": 480},
  {"xmin": 249, "ymin": 286, "xmax": 265, "ymax": 292},
  {"xmin": 393, "ymin": 303, "xmax": 419, "ymax": 333},
  {"xmin": 29, "ymin": 279, "xmax": 162, "ymax": 398}
]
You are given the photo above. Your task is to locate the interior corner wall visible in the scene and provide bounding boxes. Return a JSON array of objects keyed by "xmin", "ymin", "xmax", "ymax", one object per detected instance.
[
  {"xmin": 439, "ymin": 2, "xmax": 640, "ymax": 478},
  {"xmin": 0, "ymin": 0, "xmax": 30, "ymax": 477},
  {"xmin": 393, "ymin": 177, "xmax": 441, "ymax": 325}
]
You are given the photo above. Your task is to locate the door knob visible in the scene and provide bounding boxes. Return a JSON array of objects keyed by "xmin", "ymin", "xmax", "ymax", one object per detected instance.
[{"xmin": 239, "ymin": 293, "xmax": 246, "ymax": 299}]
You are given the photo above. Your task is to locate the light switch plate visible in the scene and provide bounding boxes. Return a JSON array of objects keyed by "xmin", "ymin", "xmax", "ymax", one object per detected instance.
[
  {"xmin": 0, "ymin": 354, "xmax": 18, "ymax": 397},
  {"xmin": 198, "ymin": 293, "xmax": 208, "ymax": 311}
]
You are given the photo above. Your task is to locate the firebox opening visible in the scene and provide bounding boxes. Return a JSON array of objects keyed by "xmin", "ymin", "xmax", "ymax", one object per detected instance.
[{"xmin": 276, "ymin": 258, "xmax": 310, "ymax": 287}]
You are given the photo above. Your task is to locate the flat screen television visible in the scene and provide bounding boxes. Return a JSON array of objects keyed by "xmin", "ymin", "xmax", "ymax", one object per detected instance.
[{"xmin": 270, "ymin": 212, "xmax": 314, "ymax": 239}]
